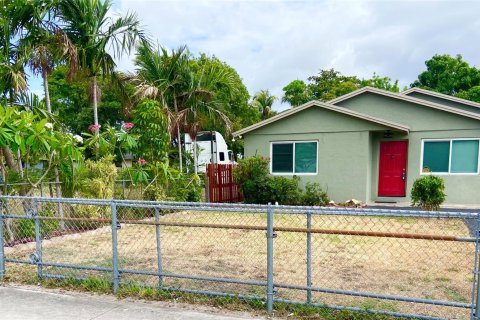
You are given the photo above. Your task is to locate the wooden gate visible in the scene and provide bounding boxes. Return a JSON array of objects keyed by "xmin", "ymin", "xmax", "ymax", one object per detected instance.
[{"xmin": 206, "ymin": 164, "xmax": 243, "ymax": 203}]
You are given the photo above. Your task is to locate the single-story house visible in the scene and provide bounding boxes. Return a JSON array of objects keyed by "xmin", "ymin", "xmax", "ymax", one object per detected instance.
[{"xmin": 233, "ymin": 87, "xmax": 480, "ymax": 206}]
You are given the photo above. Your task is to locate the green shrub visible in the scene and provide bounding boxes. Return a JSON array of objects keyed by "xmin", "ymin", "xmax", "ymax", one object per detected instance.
[
  {"xmin": 143, "ymin": 184, "xmax": 169, "ymax": 201},
  {"xmin": 169, "ymin": 172, "xmax": 202, "ymax": 202},
  {"xmin": 233, "ymin": 156, "xmax": 269, "ymax": 186},
  {"xmin": 411, "ymin": 175, "xmax": 446, "ymax": 211},
  {"xmin": 234, "ymin": 156, "xmax": 332, "ymax": 205},
  {"xmin": 266, "ymin": 176, "xmax": 302, "ymax": 205},
  {"xmin": 15, "ymin": 203, "xmax": 59, "ymax": 240},
  {"xmin": 238, "ymin": 177, "xmax": 268, "ymax": 204},
  {"xmin": 233, "ymin": 156, "xmax": 270, "ymax": 204},
  {"xmin": 301, "ymin": 182, "xmax": 329, "ymax": 206},
  {"xmin": 81, "ymin": 156, "xmax": 118, "ymax": 199}
]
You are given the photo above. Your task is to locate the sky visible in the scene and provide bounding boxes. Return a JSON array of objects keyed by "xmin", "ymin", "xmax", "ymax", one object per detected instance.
[{"xmin": 30, "ymin": 0, "xmax": 480, "ymax": 111}]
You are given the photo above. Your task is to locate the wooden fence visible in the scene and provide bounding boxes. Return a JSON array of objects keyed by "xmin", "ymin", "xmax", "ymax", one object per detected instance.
[{"xmin": 206, "ymin": 164, "xmax": 243, "ymax": 203}]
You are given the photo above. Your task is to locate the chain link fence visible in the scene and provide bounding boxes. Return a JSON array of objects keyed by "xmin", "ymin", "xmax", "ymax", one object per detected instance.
[{"xmin": 0, "ymin": 196, "xmax": 479, "ymax": 319}]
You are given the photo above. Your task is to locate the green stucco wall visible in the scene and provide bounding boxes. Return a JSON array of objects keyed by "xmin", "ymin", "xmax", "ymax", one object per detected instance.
[
  {"xmin": 405, "ymin": 91, "xmax": 480, "ymax": 115},
  {"xmin": 242, "ymin": 93, "xmax": 480, "ymax": 206},
  {"xmin": 335, "ymin": 92, "xmax": 480, "ymax": 131},
  {"xmin": 337, "ymin": 93, "xmax": 480, "ymax": 205},
  {"xmin": 243, "ymin": 106, "xmax": 393, "ymax": 202}
]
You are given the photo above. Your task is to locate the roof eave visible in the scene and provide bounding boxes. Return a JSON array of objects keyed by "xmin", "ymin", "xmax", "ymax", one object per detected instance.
[
  {"xmin": 329, "ymin": 86, "xmax": 480, "ymax": 122},
  {"xmin": 232, "ymin": 100, "xmax": 410, "ymax": 136},
  {"xmin": 401, "ymin": 87, "xmax": 480, "ymax": 109}
]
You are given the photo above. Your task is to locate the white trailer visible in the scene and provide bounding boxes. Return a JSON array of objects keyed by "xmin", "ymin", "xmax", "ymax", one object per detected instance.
[{"xmin": 185, "ymin": 131, "xmax": 234, "ymax": 173}]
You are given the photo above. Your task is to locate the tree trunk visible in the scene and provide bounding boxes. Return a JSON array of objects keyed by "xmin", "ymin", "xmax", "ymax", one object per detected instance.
[
  {"xmin": 44, "ymin": 71, "xmax": 64, "ymax": 227},
  {"xmin": 43, "ymin": 71, "xmax": 51, "ymax": 114},
  {"xmin": 54, "ymin": 167, "xmax": 64, "ymax": 229},
  {"xmin": 92, "ymin": 76, "xmax": 99, "ymax": 126},
  {"xmin": 174, "ymin": 98, "xmax": 183, "ymax": 172},
  {"xmin": 194, "ymin": 137, "xmax": 198, "ymax": 175},
  {"xmin": 1, "ymin": 148, "xmax": 16, "ymax": 170}
]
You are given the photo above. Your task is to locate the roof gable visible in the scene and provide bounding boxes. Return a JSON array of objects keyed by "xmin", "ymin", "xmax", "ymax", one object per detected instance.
[
  {"xmin": 401, "ymin": 87, "xmax": 480, "ymax": 112},
  {"xmin": 329, "ymin": 86, "xmax": 480, "ymax": 122},
  {"xmin": 233, "ymin": 101, "xmax": 410, "ymax": 137}
]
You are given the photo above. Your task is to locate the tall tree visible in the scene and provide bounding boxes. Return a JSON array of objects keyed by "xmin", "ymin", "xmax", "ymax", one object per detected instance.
[
  {"xmin": 0, "ymin": 0, "xmax": 31, "ymax": 173},
  {"xmin": 411, "ymin": 54, "xmax": 480, "ymax": 95},
  {"xmin": 56, "ymin": 0, "xmax": 147, "ymax": 129},
  {"xmin": 132, "ymin": 43, "xmax": 235, "ymax": 173},
  {"xmin": 282, "ymin": 79, "xmax": 311, "ymax": 107},
  {"xmin": 411, "ymin": 54, "xmax": 480, "ymax": 102},
  {"xmin": 133, "ymin": 43, "xmax": 190, "ymax": 171},
  {"xmin": 48, "ymin": 65, "xmax": 133, "ymax": 133},
  {"xmin": 281, "ymin": 69, "xmax": 399, "ymax": 106},
  {"xmin": 252, "ymin": 90, "xmax": 277, "ymax": 120},
  {"xmin": 192, "ymin": 54, "xmax": 258, "ymax": 133}
]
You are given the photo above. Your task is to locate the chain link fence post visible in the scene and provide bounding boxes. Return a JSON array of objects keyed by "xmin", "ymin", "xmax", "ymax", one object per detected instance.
[
  {"xmin": 33, "ymin": 198, "xmax": 43, "ymax": 279},
  {"xmin": 266, "ymin": 202, "xmax": 275, "ymax": 314},
  {"xmin": 155, "ymin": 206, "xmax": 163, "ymax": 287},
  {"xmin": 111, "ymin": 201, "xmax": 120, "ymax": 294},
  {"xmin": 472, "ymin": 213, "xmax": 480, "ymax": 320},
  {"xmin": 0, "ymin": 199, "xmax": 5, "ymax": 281},
  {"xmin": 306, "ymin": 211, "xmax": 312, "ymax": 304}
]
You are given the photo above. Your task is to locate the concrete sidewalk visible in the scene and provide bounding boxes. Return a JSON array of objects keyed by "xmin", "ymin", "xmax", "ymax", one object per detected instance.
[{"xmin": 0, "ymin": 285, "xmax": 263, "ymax": 320}]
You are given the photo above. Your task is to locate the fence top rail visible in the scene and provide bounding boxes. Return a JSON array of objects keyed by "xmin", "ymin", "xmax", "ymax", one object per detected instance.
[{"xmin": 0, "ymin": 195, "xmax": 478, "ymax": 218}]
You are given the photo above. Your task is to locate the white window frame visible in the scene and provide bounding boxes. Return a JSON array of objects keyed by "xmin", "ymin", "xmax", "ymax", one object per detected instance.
[
  {"xmin": 270, "ymin": 140, "xmax": 318, "ymax": 175},
  {"xmin": 420, "ymin": 138, "xmax": 480, "ymax": 175}
]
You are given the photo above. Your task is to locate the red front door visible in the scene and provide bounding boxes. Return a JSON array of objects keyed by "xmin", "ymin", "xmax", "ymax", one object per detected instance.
[{"xmin": 378, "ymin": 141, "xmax": 408, "ymax": 197}]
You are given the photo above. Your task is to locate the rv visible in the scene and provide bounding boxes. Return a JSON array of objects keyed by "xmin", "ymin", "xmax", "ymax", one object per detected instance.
[{"xmin": 185, "ymin": 131, "xmax": 234, "ymax": 173}]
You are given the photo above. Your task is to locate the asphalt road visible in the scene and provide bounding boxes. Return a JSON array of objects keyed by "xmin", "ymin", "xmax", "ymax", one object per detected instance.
[{"xmin": 0, "ymin": 285, "xmax": 262, "ymax": 320}]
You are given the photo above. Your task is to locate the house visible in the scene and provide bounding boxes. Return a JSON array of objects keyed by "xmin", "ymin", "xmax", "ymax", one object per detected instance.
[{"xmin": 233, "ymin": 87, "xmax": 480, "ymax": 206}]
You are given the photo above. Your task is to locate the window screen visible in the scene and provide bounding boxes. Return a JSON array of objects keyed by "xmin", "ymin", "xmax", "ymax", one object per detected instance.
[
  {"xmin": 295, "ymin": 142, "xmax": 317, "ymax": 173},
  {"xmin": 451, "ymin": 140, "xmax": 479, "ymax": 173},
  {"xmin": 272, "ymin": 143, "xmax": 293, "ymax": 173},
  {"xmin": 423, "ymin": 141, "xmax": 450, "ymax": 173}
]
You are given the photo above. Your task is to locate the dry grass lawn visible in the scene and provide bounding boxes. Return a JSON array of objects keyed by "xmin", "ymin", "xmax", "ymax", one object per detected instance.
[{"xmin": 5, "ymin": 209, "xmax": 475, "ymax": 319}]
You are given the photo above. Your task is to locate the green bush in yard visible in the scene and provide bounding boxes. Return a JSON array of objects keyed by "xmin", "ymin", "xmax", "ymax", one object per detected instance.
[
  {"xmin": 301, "ymin": 182, "xmax": 330, "ymax": 206},
  {"xmin": 266, "ymin": 176, "xmax": 302, "ymax": 205},
  {"xmin": 15, "ymin": 203, "xmax": 59, "ymax": 240},
  {"xmin": 233, "ymin": 156, "xmax": 331, "ymax": 205},
  {"xmin": 411, "ymin": 175, "xmax": 446, "ymax": 211},
  {"xmin": 233, "ymin": 156, "xmax": 270, "ymax": 204}
]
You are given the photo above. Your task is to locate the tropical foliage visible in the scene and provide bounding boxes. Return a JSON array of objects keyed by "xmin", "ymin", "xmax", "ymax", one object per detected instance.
[
  {"xmin": 0, "ymin": 0, "xmax": 478, "ymax": 211},
  {"xmin": 281, "ymin": 69, "xmax": 399, "ymax": 106},
  {"xmin": 411, "ymin": 54, "xmax": 480, "ymax": 102}
]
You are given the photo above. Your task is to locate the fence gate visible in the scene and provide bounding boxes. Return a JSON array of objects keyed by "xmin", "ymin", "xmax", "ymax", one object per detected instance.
[{"xmin": 206, "ymin": 164, "xmax": 242, "ymax": 203}]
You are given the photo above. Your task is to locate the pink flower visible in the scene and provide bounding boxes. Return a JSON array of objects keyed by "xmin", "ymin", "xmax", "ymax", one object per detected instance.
[
  {"xmin": 88, "ymin": 124, "xmax": 101, "ymax": 133},
  {"xmin": 123, "ymin": 122, "xmax": 134, "ymax": 130},
  {"xmin": 137, "ymin": 158, "xmax": 147, "ymax": 166}
]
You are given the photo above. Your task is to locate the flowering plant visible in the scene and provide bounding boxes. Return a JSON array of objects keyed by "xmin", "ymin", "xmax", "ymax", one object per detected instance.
[
  {"xmin": 122, "ymin": 122, "xmax": 134, "ymax": 130},
  {"xmin": 88, "ymin": 124, "xmax": 101, "ymax": 133},
  {"xmin": 73, "ymin": 135, "xmax": 83, "ymax": 144},
  {"xmin": 137, "ymin": 158, "xmax": 147, "ymax": 166}
]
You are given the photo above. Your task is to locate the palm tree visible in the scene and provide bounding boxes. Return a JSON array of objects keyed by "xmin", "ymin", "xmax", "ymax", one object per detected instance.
[
  {"xmin": 176, "ymin": 61, "xmax": 235, "ymax": 173},
  {"xmin": 56, "ymin": 0, "xmax": 147, "ymax": 129},
  {"xmin": 132, "ymin": 42, "xmax": 190, "ymax": 171},
  {"xmin": 0, "ymin": 1, "xmax": 30, "ymax": 172},
  {"xmin": 252, "ymin": 90, "xmax": 277, "ymax": 120},
  {"xmin": 132, "ymin": 42, "xmax": 235, "ymax": 173}
]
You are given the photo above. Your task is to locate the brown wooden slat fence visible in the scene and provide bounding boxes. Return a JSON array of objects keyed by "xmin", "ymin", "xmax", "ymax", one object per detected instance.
[{"xmin": 206, "ymin": 164, "xmax": 243, "ymax": 203}]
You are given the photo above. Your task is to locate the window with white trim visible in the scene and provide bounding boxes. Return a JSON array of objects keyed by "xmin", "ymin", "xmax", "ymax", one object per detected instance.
[
  {"xmin": 271, "ymin": 141, "xmax": 317, "ymax": 174},
  {"xmin": 422, "ymin": 139, "xmax": 480, "ymax": 174}
]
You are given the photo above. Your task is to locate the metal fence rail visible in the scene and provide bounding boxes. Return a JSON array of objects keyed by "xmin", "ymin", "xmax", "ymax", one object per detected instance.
[{"xmin": 0, "ymin": 195, "xmax": 479, "ymax": 320}]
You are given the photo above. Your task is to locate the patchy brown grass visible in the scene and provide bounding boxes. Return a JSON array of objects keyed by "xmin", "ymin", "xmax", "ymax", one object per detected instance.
[{"xmin": 5, "ymin": 210, "xmax": 475, "ymax": 319}]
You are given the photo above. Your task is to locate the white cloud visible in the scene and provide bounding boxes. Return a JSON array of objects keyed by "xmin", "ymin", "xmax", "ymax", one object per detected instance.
[{"xmin": 32, "ymin": 0, "xmax": 480, "ymax": 111}]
